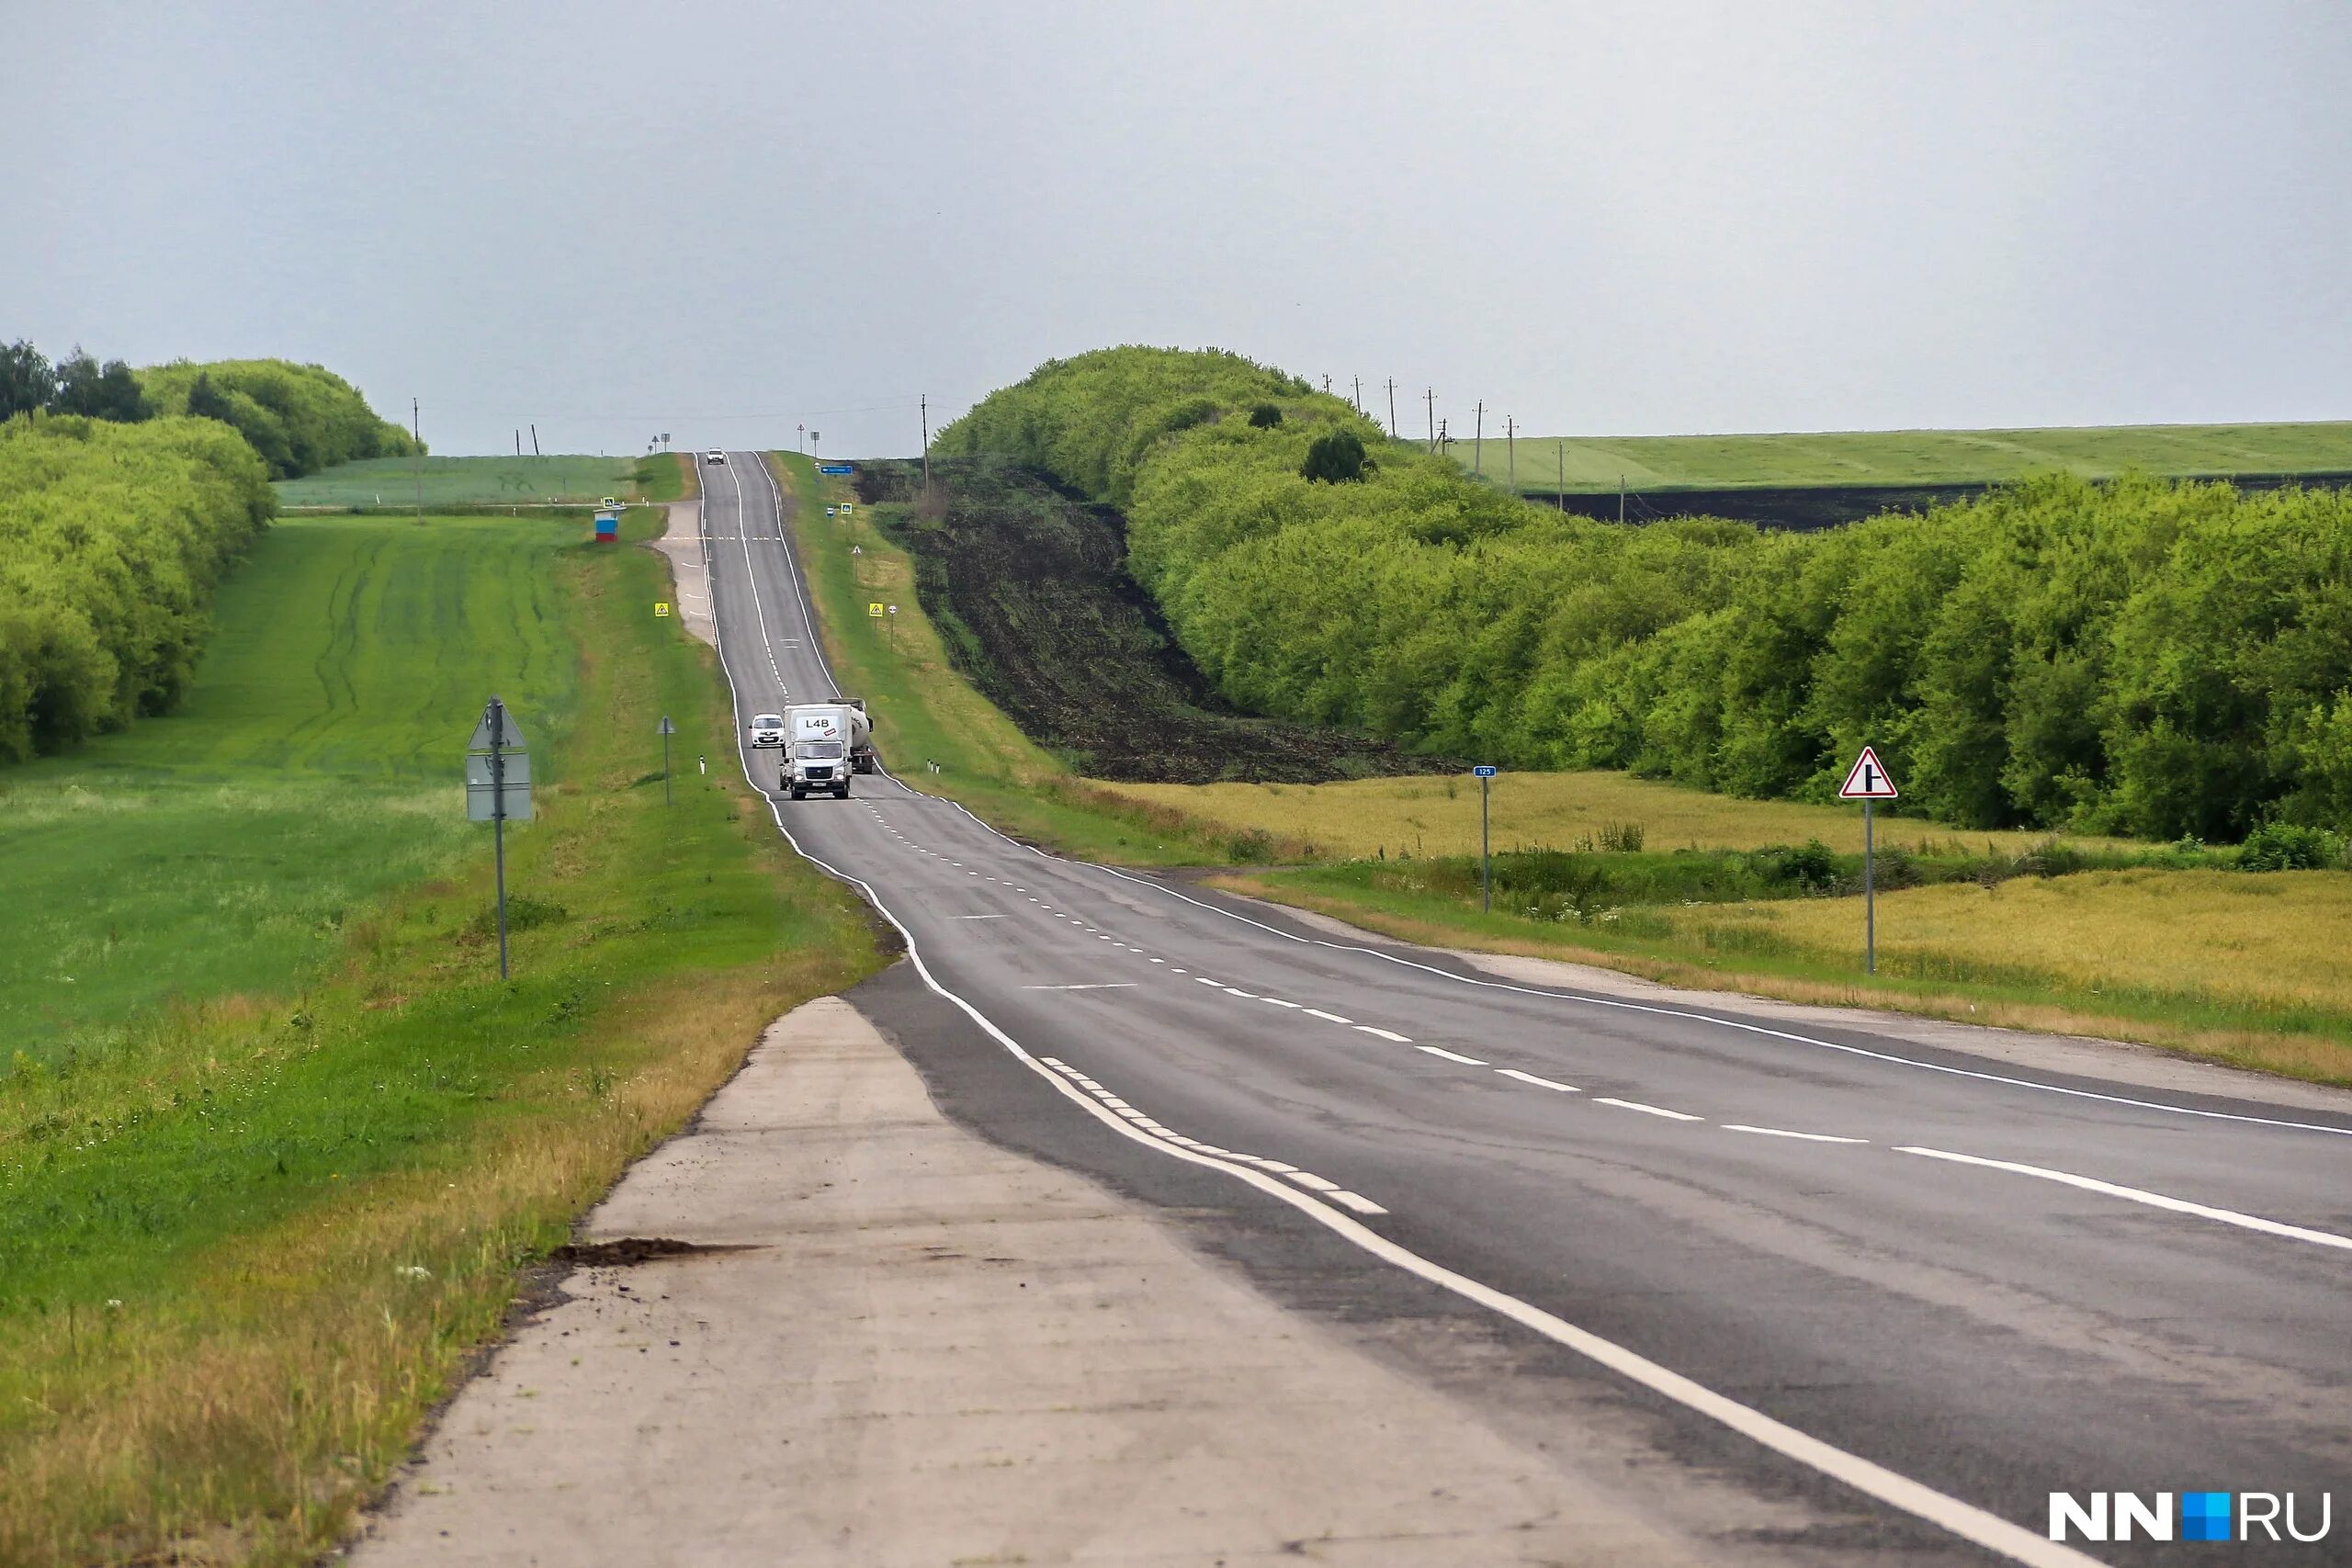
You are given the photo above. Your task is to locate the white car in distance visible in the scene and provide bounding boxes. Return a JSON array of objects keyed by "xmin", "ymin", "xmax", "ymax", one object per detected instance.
[
  {"xmin": 748, "ymin": 712, "xmax": 786, "ymax": 748},
  {"xmin": 705, "ymin": 450, "xmax": 726, "ymax": 465}
]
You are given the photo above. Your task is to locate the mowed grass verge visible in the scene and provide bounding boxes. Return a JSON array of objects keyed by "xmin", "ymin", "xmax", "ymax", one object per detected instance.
[
  {"xmin": 274, "ymin": 455, "xmax": 640, "ymax": 510},
  {"xmin": 0, "ymin": 509, "xmax": 880, "ymax": 1564},
  {"xmin": 1462, "ymin": 420, "xmax": 2352, "ymax": 493}
]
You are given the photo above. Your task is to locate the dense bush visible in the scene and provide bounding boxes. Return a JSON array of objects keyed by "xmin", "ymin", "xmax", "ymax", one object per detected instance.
[
  {"xmin": 937, "ymin": 345, "xmax": 2352, "ymax": 842},
  {"xmin": 138, "ymin": 358, "xmax": 418, "ymax": 479},
  {"xmin": 0, "ymin": 414, "xmax": 274, "ymax": 759}
]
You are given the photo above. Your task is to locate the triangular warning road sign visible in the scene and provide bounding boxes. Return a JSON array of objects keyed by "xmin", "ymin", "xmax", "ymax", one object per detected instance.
[{"xmin": 1838, "ymin": 746, "xmax": 1899, "ymax": 800}]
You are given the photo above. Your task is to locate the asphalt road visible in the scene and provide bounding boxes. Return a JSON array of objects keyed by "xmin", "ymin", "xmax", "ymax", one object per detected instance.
[{"xmin": 696, "ymin": 453, "xmax": 2352, "ymax": 1566}]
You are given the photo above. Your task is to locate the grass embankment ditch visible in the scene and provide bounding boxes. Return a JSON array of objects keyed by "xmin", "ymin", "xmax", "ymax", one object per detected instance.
[{"xmin": 0, "ymin": 506, "xmax": 880, "ymax": 1563}]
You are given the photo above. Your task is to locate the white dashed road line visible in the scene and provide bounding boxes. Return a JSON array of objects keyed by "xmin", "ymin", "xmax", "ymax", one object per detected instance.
[
  {"xmin": 1497, "ymin": 1068, "xmax": 1579, "ymax": 1092},
  {"xmin": 1724, "ymin": 1124, "xmax": 1867, "ymax": 1145},
  {"xmin": 1418, "ymin": 1046, "xmax": 1488, "ymax": 1066},
  {"xmin": 1354, "ymin": 1026, "xmax": 1412, "ymax": 1043},
  {"xmin": 1304, "ymin": 1008, "xmax": 1353, "ymax": 1024},
  {"xmin": 1596, "ymin": 1097, "xmax": 1705, "ymax": 1122}
]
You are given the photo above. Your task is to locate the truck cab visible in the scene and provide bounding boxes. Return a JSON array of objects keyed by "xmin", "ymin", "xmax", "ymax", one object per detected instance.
[{"xmin": 786, "ymin": 738, "xmax": 851, "ymax": 799}]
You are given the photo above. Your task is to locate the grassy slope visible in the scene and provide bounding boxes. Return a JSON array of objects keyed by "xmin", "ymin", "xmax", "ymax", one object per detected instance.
[
  {"xmin": 0, "ymin": 507, "xmax": 879, "ymax": 1564},
  {"xmin": 274, "ymin": 455, "xmax": 639, "ymax": 508},
  {"xmin": 0, "ymin": 515, "xmax": 575, "ymax": 1064},
  {"xmin": 1460, "ymin": 421, "xmax": 2352, "ymax": 493},
  {"xmin": 772, "ymin": 452, "xmax": 1244, "ymax": 864}
]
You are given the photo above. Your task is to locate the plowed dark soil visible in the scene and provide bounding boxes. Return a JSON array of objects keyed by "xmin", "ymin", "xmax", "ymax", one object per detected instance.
[{"xmin": 854, "ymin": 459, "xmax": 1451, "ymax": 784}]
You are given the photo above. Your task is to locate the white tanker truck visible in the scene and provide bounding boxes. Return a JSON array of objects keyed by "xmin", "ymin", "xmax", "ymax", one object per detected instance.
[{"xmin": 778, "ymin": 699, "xmax": 875, "ymax": 799}]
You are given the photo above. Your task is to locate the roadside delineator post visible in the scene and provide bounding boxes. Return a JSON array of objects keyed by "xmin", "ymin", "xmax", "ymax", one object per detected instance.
[
  {"xmin": 1838, "ymin": 746, "xmax": 1899, "ymax": 975},
  {"xmin": 1472, "ymin": 765, "xmax": 1499, "ymax": 913}
]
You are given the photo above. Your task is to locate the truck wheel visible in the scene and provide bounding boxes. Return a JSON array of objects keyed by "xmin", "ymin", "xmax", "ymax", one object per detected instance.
[
  {"xmin": 835, "ymin": 785, "xmax": 851, "ymax": 799},
  {"xmin": 788, "ymin": 788, "xmax": 804, "ymax": 801}
]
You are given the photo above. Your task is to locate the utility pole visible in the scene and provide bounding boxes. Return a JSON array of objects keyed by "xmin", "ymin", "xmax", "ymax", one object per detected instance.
[
  {"xmin": 920, "ymin": 394, "xmax": 931, "ymax": 498},
  {"xmin": 1385, "ymin": 378, "xmax": 1397, "ymax": 438},
  {"xmin": 1351, "ymin": 376, "xmax": 1362, "ymax": 414},
  {"xmin": 1507, "ymin": 415, "xmax": 1516, "ymax": 491},
  {"xmin": 1556, "ymin": 443, "xmax": 1566, "ymax": 511},
  {"xmin": 529, "ymin": 423, "xmax": 540, "ymax": 457},
  {"xmin": 412, "ymin": 399, "xmax": 424, "ymax": 520},
  {"xmin": 1424, "ymin": 387, "xmax": 1435, "ymax": 453},
  {"xmin": 1321, "ymin": 374, "xmax": 1332, "ymax": 393},
  {"xmin": 514, "ymin": 429, "xmax": 521, "ymax": 457},
  {"xmin": 1474, "ymin": 401, "xmax": 1485, "ymax": 476}
]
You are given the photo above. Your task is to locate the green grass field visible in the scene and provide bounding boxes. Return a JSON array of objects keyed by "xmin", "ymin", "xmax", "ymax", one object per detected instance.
[
  {"xmin": 1451, "ymin": 421, "xmax": 2352, "ymax": 493},
  {"xmin": 0, "ymin": 516, "xmax": 578, "ymax": 1063},
  {"xmin": 274, "ymin": 455, "xmax": 639, "ymax": 508},
  {"xmin": 0, "ymin": 507, "xmax": 878, "ymax": 1563}
]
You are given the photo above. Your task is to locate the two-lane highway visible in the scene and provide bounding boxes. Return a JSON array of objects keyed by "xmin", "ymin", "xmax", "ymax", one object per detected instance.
[{"xmin": 696, "ymin": 452, "xmax": 2352, "ymax": 1565}]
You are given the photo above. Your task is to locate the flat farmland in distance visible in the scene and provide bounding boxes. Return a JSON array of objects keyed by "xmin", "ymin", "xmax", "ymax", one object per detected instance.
[
  {"xmin": 275, "ymin": 454, "xmax": 638, "ymax": 508},
  {"xmin": 1091, "ymin": 771, "xmax": 2126, "ymax": 860},
  {"xmin": 1455, "ymin": 421, "xmax": 2352, "ymax": 492}
]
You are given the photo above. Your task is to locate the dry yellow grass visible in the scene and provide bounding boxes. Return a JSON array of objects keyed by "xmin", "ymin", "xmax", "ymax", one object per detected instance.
[
  {"xmin": 1094, "ymin": 771, "xmax": 2124, "ymax": 859},
  {"xmin": 1668, "ymin": 868, "xmax": 2352, "ymax": 1016}
]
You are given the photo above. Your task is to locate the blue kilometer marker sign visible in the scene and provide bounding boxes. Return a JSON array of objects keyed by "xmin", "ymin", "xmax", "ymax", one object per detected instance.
[{"xmin": 1472, "ymin": 764, "xmax": 1498, "ymax": 778}]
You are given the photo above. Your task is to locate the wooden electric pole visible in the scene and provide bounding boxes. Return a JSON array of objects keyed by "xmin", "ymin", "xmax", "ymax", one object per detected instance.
[
  {"xmin": 1474, "ymin": 401, "xmax": 1485, "ymax": 476},
  {"xmin": 1507, "ymin": 415, "xmax": 1516, "ymax": 491},
  {"xmin": 1385, "ymin": 378, "xmax": 1398, "ymax": 438},
  {"xmin": 1424, "ymin": 387, "xmax": 1435, "ymax": 453}
]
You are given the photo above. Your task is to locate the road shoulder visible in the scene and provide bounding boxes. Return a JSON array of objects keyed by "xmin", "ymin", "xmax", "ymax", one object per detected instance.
[
  {"xmin": 352, "ymin": 990, "xmax": 1812, "ymax": 1565},
  {"xmin": 1245, "ymin": 895, "xmax": 2352, "ymax": 1115}
]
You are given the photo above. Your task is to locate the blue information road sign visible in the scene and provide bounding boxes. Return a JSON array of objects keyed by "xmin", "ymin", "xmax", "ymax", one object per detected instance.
[
  {"xmin": 818, "ymin": 463, "xmax": 855, "ymax": 475},
  {"xmin": 1472, "ymin": 764, "xmax": 1498, "ymax": 778}
]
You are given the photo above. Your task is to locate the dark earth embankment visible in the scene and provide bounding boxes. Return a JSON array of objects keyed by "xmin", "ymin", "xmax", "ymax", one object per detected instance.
[
  {"xmin": 854, "ymin": 458, "xmax": 1451, "ymax": 784},
  {"xmin": 1530, "ymin": 469, "xmax": 2352, "ymax": 531}
]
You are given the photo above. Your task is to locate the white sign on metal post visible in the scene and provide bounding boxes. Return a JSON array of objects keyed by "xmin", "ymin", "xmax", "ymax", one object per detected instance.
[
  {"xmin": 466, "ymin": 696, "xmax": 532, "ymax": 980},
  {"xmin": 1838, "ymin": 746, "xmax": 1897, "ymax": 976},
  {"xmin": 1838, "ymin": 746, "xmax": 1899, "ymax": 800}
]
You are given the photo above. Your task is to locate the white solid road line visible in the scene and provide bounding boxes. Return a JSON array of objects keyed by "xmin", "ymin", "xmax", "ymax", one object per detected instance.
[
  {"xmin": 1497, "ymin": 1068, "xmax": 1579, "ymax": 1092},
  {"xmin": 1022, "ymin": 983, "xmax": 1139, "ymax": 991},
  {"xmin": 707, "ymin": 455, "xmax": 2100, "ymax": 1568},
  {"xmin": 1724, "ymin": 1124, "xmax": 1868, "ymax": 1144},
  {"xmin": 1303, "ymin": 1008, "xmax": 1353, "ymax": 1024},
  {"xmin": 1418, "ymin": 1045, "xmax": 1488, "ymax": 1066},
  {"xmin": 1353, "ymin": 1025, "xmax": 1411, "ymax": 1043},
  {"xmin": 955, "ymin": 914, "xmax": 1009, "ymax": 920},
  {"xmin": 1898, "ymin": 1145, "xmax": 2352, "ymax": 1254},
  {"xmin": 1596, "ymin": 1097, "xmax": 1705, "ymax": 1122}
]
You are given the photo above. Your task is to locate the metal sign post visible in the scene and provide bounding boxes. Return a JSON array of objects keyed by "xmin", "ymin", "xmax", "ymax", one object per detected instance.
[
  {"xmin": 466, "ymin": 697, "xmax": 533, "ymax": 979},
  {"xmin": 1838, "ymin": 746, "xmax": 1899, "ymax": 976},
  {"xmin": 658, "ymin": 715, "xmax": 675, "ymax": 806},
  {"xmin": 1473, "ymin": 765, "xmax": 1498, "ymax": 913}
]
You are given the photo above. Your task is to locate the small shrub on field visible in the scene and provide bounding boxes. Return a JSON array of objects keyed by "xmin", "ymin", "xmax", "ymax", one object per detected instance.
[
  {"xmin": 1598, "ymin": 820, "xmax": 1645, "ymax": 852},
  {"xmin": 1248, "ymin": 402, "xmax": 1283, "ymax": 429},
  {"xmin": 1300, "ymin": 430, "xmax": 1371, "ymax": 484},
  {"xmin": 1227, "ymin": 828, "xmax": 1278, "ymax": 863},
  {"xmin": 1755, "ymin": 840, "xmax": 1842, "ymax": 894},
  {"xmin": 462, "ymin": 896, "xmax": 569, "ymax": 942},
  {"xmin": 2238, "ymin": 821, "xmax": 2343, "ymax": 872}
]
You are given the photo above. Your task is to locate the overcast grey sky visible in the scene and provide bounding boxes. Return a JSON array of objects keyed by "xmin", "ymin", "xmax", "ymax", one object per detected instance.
[{"xmin": 7, "ymin": 1, "xmax": 2347, "ymax": 457}]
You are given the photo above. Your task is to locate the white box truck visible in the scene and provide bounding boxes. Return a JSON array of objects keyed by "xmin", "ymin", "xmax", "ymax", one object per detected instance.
[{"xmin": 781, "ymin": 700, "xmax": 874, "ymax": 799}]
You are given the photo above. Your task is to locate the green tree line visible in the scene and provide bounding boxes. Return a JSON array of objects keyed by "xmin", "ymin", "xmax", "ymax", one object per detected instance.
[
  {"xmin": 936, "ymin": 346, "xmax": 2352, "ymax": 841},
  {"xmin": 138, "ymin": 357, "xmax": 419, "ymax": 479},
  {"xmin": 4, "ymin": 340, "xmax": 416, "ymax": 479},
  {"xmin": 0, "ymin": 414, "xmax": 274, "ymax": 760}
]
